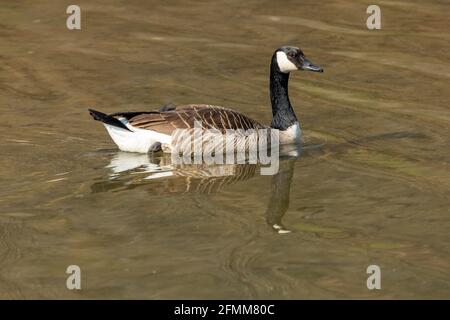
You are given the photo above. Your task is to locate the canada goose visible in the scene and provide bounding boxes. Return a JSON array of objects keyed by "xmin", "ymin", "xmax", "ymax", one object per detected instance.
[{"xmin": 89, "ymin": 46, "xmax": 323, "ymax": 153}]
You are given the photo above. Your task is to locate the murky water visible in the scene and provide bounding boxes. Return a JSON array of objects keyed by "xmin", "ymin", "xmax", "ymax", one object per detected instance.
[{"xmin": 1, "ymin": 0, "xmax": 450, "ymax": 299}]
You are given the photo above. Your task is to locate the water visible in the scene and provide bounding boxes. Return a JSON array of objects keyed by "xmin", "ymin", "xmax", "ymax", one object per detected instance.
[{"xmin": 1, "ymin": 0, "xmax": 450, "ymax": 299}]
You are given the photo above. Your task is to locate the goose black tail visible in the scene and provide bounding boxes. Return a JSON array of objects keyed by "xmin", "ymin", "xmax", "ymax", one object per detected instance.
[{"xmin": 88, "ymin": 109, "xmax": 132, "ymax": 131}]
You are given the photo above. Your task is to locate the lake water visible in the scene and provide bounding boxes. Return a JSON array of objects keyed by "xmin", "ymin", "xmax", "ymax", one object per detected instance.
[{"xmin": 1, "ymin": 0, "xmax": 450, "ymax": 299}]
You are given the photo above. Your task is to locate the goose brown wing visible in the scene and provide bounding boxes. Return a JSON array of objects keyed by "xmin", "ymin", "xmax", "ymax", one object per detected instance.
[{"xmin": 119, "ymin": 104, "xmax": 266, "ymax": 135}]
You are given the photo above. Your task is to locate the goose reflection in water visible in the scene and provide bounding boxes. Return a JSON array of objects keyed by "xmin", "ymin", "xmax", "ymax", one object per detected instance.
[{"xmin": 91, "ymin": 145, "xmax": 302, "ymax": 233}]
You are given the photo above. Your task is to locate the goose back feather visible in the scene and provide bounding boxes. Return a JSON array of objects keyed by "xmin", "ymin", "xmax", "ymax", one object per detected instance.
[{"xmin": 115, "ymin": 104, "xmax": 266, "ymax": 135}]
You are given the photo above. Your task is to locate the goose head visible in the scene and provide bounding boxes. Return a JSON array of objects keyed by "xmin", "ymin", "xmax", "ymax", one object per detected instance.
[{"xmin": 273, "ymin": 46, "xmax": 323, "ymax": 74}]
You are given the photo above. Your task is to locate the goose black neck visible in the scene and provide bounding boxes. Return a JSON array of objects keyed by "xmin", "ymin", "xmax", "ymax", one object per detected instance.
[{"xmin": 269, "ymin": 61, "xmax": 298, "ymax": 131}]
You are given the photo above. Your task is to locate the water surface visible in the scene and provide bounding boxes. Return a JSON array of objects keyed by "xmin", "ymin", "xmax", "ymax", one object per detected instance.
[{"xmin": 1, "ymin": 0, "xmax": 450, "ymax": 299}]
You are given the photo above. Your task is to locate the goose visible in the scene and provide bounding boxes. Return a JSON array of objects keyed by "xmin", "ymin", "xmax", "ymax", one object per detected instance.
[{"xmin": 89, "ymin": 46, "xmax": 323, "ymax": 154}]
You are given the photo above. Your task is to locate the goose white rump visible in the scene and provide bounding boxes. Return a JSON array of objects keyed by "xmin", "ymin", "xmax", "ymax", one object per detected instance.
[{"xmin": 104, "ymin": 118, "xmax": 171, "ymax": 153}]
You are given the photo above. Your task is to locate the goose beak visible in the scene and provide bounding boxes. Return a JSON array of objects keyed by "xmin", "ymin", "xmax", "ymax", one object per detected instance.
[{"xmin": 302, "ymin": 58, "xmax": 323, "ymax": 72}]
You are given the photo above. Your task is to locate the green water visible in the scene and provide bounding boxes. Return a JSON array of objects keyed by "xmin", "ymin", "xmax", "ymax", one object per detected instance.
[{"xmin": 0, "ymin": 0, "xmax": 449, "ymax": 299}]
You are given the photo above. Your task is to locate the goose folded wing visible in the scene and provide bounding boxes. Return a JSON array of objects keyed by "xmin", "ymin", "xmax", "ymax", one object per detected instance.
[{"xmin": 115, "ymin": 104, "xmax": 265, "ymax": 135}]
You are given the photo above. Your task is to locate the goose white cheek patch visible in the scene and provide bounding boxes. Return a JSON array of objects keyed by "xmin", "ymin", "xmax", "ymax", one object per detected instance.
[{"xmin": 276, "ymin": 51, "xmax": 298, "ymax": 73}]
